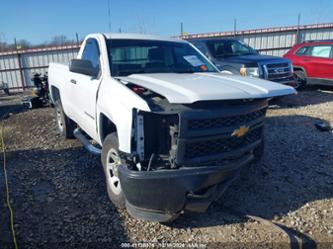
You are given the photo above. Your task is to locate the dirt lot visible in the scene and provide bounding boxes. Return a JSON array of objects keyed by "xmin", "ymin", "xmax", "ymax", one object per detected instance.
[{"xmin": 0, "ymin": 88, "xmax": 333, "ymax": 249}]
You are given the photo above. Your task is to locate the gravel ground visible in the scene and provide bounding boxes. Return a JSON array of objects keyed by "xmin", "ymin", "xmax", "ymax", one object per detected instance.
[{"xmin": 0, "ymin": 88, "xmax": 333, "ymax": 249}]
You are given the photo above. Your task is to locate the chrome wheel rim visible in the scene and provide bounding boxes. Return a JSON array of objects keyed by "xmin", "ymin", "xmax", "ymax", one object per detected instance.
[
  {"xmin": 295, "ymin": 77, "xmax": 302, "ymax": 89},
  {"xmin": 106, "ymin": 148, "xmax": 122, "ymax": 195},
  {"xmin": 294, "ymin": 74, "xmax": 305, "ymax": 89}
]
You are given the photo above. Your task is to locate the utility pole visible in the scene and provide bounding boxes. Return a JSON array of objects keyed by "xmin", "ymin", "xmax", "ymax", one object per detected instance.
[
  {"xmin": 0, "ymin": 32, "xmax": 6, "ymax": 52},
  {"xmin": 233, "ymin": 19, "xmax": 237, "ymax": 38},
  {"xmin": 108, "ymin": 0, "xmax": 111, "ymax": 33},
  {"xmin": 296, "ymin": 13, "xmax": 301, "ymax": 44},
  {"xmin": 14, "ymin": 38, "xmax": 26, "ymax": 90},
  {"xmin": 75, "ymin": 32, "xmax": 79, "ymax": 46},
  {"xmin": 180, "ymin": 22, "xmax": 183, "ymax": 36}
]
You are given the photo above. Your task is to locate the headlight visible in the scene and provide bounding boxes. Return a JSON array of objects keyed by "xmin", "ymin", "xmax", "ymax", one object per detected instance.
[{"xmin": 240, "ymin": 67, "xmax": 259, "ymax": 77}]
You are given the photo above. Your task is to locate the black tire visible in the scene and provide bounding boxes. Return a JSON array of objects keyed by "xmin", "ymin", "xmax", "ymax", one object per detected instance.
[
  {"xmin": 253, "ymin": 139, "xmax": 265, "ymax": 162},
  {"xmin": 294, "ymin": 70, "xmax": 307, "ymax": 90},
  {"xmin": 54, "ymin": 100, "xmax": 76, "ymax": 139},
  {"xmin": 101, "ymin": 133, "xmax": 125, "ymax": 208}
]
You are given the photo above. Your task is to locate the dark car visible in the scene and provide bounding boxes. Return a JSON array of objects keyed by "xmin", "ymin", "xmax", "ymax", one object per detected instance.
[
  {"xmin": 188, "ymin": 38, "xmax": 295, "ymax": 87},
  {"xmin": 284, "ymin": 40, "xmax": 333, "ymax": 89}
]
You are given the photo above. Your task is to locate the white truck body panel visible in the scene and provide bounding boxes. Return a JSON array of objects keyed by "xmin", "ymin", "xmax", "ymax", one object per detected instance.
[
  {"xmin": 49, "ymin": 33, "xmax": 296, "ymax": 154},
  {"xmin": 117, "ymin": 72, "xmax": 295, "ymax": 104}
]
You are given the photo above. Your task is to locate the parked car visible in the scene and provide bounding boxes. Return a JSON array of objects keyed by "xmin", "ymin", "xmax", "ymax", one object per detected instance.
[
  {"xmin": 48, "ymin": 33, "xmax": 295, "ymax": 222},
  {"xmin": 284, "ymin": 40, "xmax": 333, "ymax": 88},
  {"xmin": 186, "ymin": 38, "xmax": 295, "ymax": 87}
]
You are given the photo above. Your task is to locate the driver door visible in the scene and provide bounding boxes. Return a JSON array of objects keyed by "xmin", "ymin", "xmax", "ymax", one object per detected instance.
[{"xmin": 69, "ymin": 38, "xmax": 102, "ymax": 139}]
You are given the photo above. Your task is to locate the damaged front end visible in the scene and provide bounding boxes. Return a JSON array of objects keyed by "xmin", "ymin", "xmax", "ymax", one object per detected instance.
[{"xmin": 118, "ymin": 83, "xmax": 268, "ymax": 222}]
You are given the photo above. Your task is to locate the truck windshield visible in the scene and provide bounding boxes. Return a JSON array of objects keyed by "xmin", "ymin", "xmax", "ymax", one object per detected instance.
[
  {"xmin": 207, "ymin": 40, "xmax": 258, "ymax": 58},
  {"xmin": 107, "ymin": 39, "xmax": 217, "ymax": 76}
]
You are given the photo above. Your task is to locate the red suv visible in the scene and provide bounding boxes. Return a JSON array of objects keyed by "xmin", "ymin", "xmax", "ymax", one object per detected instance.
[{"xmin": 284, "ymin": 40, "xmax": 333, "ymax": 89}]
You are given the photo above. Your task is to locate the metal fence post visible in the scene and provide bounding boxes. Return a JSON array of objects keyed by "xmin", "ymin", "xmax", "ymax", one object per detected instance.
[{"xmin": 14, "ymin": 38, "xmax": 26, "ymax": 90}]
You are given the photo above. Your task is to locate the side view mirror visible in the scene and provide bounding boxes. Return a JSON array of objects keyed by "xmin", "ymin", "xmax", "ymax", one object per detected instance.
[{"xmin": 69, "ymin": 59, "xmax": 99, "ymax": 77}]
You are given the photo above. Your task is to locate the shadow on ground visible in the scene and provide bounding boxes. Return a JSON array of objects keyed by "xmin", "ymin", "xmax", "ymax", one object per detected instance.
[
  {"xmin": 0, "ymin": 146, "xmax": 129, "ymax": 248},
  {"xmin": 171, "ymin": 114, "xmax": 333, "ymax": 231}
]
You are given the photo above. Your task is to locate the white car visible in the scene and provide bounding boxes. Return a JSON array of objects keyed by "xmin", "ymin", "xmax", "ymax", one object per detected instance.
[{"xmin": 49, "ymin": 33, "xmax": 296, "ymax": 222}]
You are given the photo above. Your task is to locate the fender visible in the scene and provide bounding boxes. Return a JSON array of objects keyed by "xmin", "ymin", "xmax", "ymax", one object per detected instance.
[
  {"xmin": 293, "ymin": 66, "xmax": 308, "ymax": 77},
  {"xmin": 96, "ymin": 77, "xmax": 150, "ymax": 153}
]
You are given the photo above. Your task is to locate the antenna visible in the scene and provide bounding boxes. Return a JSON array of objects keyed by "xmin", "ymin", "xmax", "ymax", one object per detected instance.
[{"xmin": 108, "ymin": 0, "xmax": 111, "ymax": 33}]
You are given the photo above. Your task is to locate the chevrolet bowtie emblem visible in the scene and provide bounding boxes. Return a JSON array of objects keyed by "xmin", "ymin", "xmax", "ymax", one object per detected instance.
[{"xmin": 231, "ymin": 126, "xmax": 249, "ymax": 137}]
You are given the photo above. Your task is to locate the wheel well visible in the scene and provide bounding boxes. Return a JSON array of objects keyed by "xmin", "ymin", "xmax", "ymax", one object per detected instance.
[
  {"xmin": 100, "ymin": 114, "xmax": 117, "ymax": 143},
  {"xmin": 51, "ymin": 86, "xmax": 61, "ymax": 103},
  {"xmin": 293, "ymin": 67, "xmax": 307, "ymax": 77}
]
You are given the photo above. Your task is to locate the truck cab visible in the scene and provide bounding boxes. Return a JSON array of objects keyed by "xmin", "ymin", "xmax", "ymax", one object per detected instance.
[
  {"xmin": 49, "ymin": 33, "xmax": 296, "ymax": 222},
  {"xmin": 188, "ymin": 38, "xmax": 295, "ymax": 87}
]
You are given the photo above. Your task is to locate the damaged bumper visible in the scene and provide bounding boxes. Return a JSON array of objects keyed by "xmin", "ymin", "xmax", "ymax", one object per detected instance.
[{"xmin": 118, "ymin": 152, "xmax": 255, "ymax": 222}]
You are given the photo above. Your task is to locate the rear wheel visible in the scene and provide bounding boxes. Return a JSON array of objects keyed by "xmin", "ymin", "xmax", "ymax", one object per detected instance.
[
  {"xmin": 54, "ymin": 100, "xmax": 76, "ymax": 139},
  {"xmin": 294, "ymin": 70, "xmax": 307, "ymax": 90},
  {"xmin": 101, "ymin": 133, "xmax": 125, "ymax": 208}
]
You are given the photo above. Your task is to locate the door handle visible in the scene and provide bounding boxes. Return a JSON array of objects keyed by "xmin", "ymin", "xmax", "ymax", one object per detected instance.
[
  {"xmin": 303, "ymin": 59, "xmax": 311, "ymax": 62},
  {"xmin": 70, "ymin": 79, "xmax": 77, "ymax": 84}
]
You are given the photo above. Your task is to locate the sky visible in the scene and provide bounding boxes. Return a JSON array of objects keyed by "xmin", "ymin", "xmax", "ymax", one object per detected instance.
[{"xmin": 0, "ymin": 0, "xmax": 332, "ymax": 44}]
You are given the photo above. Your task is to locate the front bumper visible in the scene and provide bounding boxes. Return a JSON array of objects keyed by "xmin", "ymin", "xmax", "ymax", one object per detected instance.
[{"xmin": 118, "ymin": 152, "xmax": 255, "ymax": 222}]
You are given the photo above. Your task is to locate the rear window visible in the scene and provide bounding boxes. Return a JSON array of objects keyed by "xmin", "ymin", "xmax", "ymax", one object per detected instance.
[{"xmin": 311, "ymin": 46, "xmax": 332, "ymax": 58}]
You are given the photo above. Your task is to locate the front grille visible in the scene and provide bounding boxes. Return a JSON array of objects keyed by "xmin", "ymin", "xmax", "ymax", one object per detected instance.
[
  {"xmin": 264, "ymin": 63, "xmax": 293, "ymax": 83},
  {"xmin": 188, "ymin": 109, "xmax": 266, "ymax": 130},
  {"xmin": 184, "ymin": 127, "xmax": 262, "ymax": 159},
  {"xmin": 266, "ymin": 63, "xmax": 289, "ymax": 68},
  {"xmin": 175, "ymin": 100, "xmax": 268, "ymax": 165}
]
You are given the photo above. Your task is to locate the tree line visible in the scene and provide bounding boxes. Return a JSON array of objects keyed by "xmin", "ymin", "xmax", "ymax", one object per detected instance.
[{"xmin": 0, "ymin": 35, "xmax": 80, "ymax": 52}]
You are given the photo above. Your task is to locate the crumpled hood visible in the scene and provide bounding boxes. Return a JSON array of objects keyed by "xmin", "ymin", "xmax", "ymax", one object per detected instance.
[{"xmin": 117, "ymin": 73, "xmax": 296, "ymax": 104}]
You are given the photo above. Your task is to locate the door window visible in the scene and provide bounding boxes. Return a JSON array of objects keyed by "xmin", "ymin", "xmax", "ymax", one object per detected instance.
[
  {"xmin": 295, "ymin": 46, "xmax": 310, "ymax": 56},
  {"xmin": 310, "ymin": 46, "xmax": 332, "ymax": 58},
  {"xmin": 81, "ymin": 39, "xmax": 101, "ymax": 75}
]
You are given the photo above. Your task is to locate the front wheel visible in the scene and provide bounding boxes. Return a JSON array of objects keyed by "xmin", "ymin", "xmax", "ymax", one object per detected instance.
[{"xmin": 101, "ymin": 133, "xmax": 125, "ymax": 208}]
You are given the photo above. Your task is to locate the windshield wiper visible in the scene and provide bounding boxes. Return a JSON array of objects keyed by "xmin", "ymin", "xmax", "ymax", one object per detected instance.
[{"xmin": 117, "ymin": 69, "xmax": 146, "ymax": 76}]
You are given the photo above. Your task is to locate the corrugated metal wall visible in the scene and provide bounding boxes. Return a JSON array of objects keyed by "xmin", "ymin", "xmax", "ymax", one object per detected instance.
[
  {"xmin": 244, "ymin": 28, "xmax": 333, "ymax": 56},
  {"xmin": 1, "ymin": 23, "xmax": 333, "ymax": 90},
  {"xmin": 0, "ymin": 46, "xmax": 79, "ymax": 89},
  {"xmin": 183, "ymin": 22, "xmax": 333, "ymax": 56}
]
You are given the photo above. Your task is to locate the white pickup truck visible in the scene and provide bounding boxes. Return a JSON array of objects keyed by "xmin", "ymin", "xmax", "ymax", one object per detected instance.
[{"xmin": 49, "ymin": 33, "xmax": 295, "ymax": 222}]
